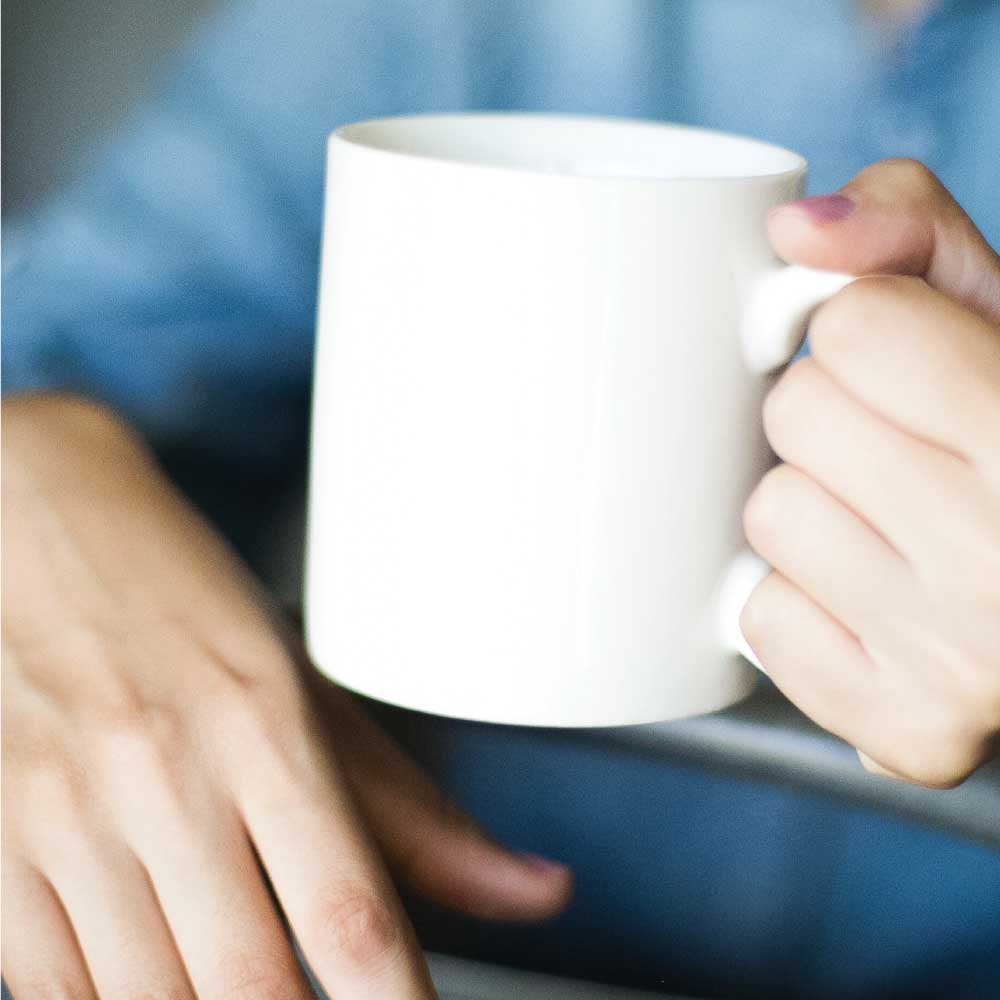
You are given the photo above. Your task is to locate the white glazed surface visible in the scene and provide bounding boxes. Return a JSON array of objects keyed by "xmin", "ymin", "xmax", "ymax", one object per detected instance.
[{"xmin": 306, "ymin": 113, "xmax": 807, "ymax": 726}]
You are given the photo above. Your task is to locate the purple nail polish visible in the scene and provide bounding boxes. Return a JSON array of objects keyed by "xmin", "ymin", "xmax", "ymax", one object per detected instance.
[
  {"xmin": 787, "ymin": 193, "xmax": 856, "ymax": 223},
  {"xmin": 517, "ymin": 852, "xmax": 568, "ymax": 874}
]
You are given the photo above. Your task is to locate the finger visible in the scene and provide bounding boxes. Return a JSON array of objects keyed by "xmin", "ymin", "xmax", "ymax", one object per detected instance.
[
  {"xmin": 315, "ymin": 680, "xmax": 573, "ymax": 921},
  {"xmin": 742, "ymin": 573, "xmax": 992, "ymax": 788},
  {"xmin": 1, "ymin": 860, "xmax": 97, "ymax": 999},
  {"xmin": 38, "ymin": 837, "xmax": 195, "ymax": 999},
  {"xmin": 762, "ymin": 357, "xmax": 984, "ymax": 569},
  {"xmin": 740, "ymin": 573, "xmax": 948, "ymax": 781},
  {"xmin": 740, "ymin": 570, "xmax": 878, "ymax": 747},
  {"xmin": 767, "ymin": 158, "xmax": 1000, "ymax": 325},
  {"xmin": 127, "ymin": 806, "xmax": 314, "ymax": 999},
  {"xmin": 807, "ymin": 276, "xmax": 1000, "ymax": 478},
  {"xmin": 743, "ymin": 463, "xmax": 915, "ymax": 642},
  {"xmin": 233, "ymin": 735, "xmax": 436, "ymax": 999}
]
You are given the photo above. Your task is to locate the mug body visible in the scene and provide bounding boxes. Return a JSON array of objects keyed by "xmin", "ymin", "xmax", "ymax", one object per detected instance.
[{"xmin": 306, "ymin": 113, "xmax": 805, "ymax": 726}]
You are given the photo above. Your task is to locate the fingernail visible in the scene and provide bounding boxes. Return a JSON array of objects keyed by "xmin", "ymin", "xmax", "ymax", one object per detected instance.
[
  {"xmin": 780, "ymin": 193, "xmax": 857, "ymax": 224},
  {"xmin": 517, "ymin": 852, "xmax": 569, "ymax": 875}
]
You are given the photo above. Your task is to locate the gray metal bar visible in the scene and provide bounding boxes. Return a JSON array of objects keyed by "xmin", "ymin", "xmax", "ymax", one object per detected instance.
[{"xmin": 571, "ymin": 680, "xmax": 1000, "ymax": 850}]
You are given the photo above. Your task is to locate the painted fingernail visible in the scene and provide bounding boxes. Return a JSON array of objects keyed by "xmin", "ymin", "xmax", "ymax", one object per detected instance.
[
  {"xmin": 517, "ymin": 852, "xmax": 569, "ymax": 875},
  {"xmin": 782, "ymin": 193, "xmax": 857, "ymax": 223}
]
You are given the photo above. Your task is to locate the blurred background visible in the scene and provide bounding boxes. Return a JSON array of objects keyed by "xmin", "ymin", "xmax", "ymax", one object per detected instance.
[{"xmin": 3, "ymin": 0, "xmax": 211, "ymax": 216}]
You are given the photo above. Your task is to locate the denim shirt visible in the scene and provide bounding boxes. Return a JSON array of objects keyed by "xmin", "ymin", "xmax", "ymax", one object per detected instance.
[{"xmin": 4, "ymin": 0, "xmax": 999, "ymax": 481}]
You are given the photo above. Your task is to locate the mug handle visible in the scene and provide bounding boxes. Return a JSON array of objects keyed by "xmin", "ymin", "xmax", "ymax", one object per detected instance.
[
  {"xmin": 717, "ymin": 264, "xmax": 854, "ymax": 671},
  {"xmin": 741, "ymin": 264, "xmax": 853, "ymax": 375}
]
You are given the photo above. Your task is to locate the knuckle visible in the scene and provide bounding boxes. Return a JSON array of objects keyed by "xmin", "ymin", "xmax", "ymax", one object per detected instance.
[
  {"xmin": 214, "ymin": 677, "xmax": 314, "ymax": 780},
  {"xmin": 762, "ymin": 359, "xmax": 821, "ymax": 450},
  {"xmin": 211, "ymin": 679, "xmax": 269, "ymax": 740},
  {"xmin": 312, "ymin": 882, "xmax": 404, "ymax": 972},
  {"xmin": 743, "ymin": 464, "xmax": 800, "ymax": 551},
  {"xmin": 90, "ymin": 706, "xmax": 209, "ymax": 841},
  {"xmin": 19, "ymin": 751, "xmax": 91, "ymax": 831},
  {"xmin": 873, "ymin": 157, "xmax": 943, "ymax": 199},
  {"xmin": 222, "ymin": 681, "xmax": 290, "ymax": 743},
  {"xmin": 96, "ymin": 705, "xmax": 187, "ymax": 791},
  {"xmin": 102, "ymin": 702, "xmax": 186, "ymax": 756}
]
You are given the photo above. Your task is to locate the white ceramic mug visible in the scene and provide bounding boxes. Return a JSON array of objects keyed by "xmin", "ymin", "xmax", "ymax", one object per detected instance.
[{"xmin": 305, "ymin": 113, "xmax": 850, "ymax": 727}]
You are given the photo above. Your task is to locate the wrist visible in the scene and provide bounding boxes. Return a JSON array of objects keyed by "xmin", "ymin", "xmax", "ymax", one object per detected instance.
[
  {"xmin": 2, "ymin": 392, "xmax": 162, "ymax": 518},
  {"xmin": 3, "ymin": 391, "xmax": 152, "ymax": 465},
  {"xmin": 4, "ymin": 390, "xmax": 135, "ymax": 439}
]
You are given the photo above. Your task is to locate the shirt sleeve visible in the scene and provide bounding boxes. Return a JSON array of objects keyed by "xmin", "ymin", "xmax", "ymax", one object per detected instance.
[
  {"xmin": 1, "ymin": 0, "xmax": 441, "ymax": 469},
  {"xmin": 1, "ymin": 0, "xmax": 670, "ymax": 471}
]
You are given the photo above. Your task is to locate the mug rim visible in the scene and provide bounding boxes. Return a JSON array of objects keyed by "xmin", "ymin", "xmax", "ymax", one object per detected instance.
[{"xmin": 330, "ymin": 111, "xmax": 808, "ymax": 185}]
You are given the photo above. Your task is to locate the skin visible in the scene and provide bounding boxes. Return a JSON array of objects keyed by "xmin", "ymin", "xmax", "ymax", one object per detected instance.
[
  {"xmin": 2, "ymin": 397, "xmax": 572, "ymax": 999},
  {"xmin": 743, "ymin": 158, "xmax": 1000, "ymax": 788}
]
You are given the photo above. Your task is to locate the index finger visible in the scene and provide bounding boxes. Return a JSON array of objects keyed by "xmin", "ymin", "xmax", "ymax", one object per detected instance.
[{"xmin": 230, "ymin": 732, "xmax": 436, "ymax": 1000}]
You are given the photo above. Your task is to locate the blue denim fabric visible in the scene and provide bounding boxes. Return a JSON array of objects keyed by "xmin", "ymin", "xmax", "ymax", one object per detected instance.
[
  {"xmin": 395, "ymin": 715, "xmax": 1000, "ymax": 998},
  {"xmin": 3, "ymin": 2, "xmax": 1000, "ymax": 996}
]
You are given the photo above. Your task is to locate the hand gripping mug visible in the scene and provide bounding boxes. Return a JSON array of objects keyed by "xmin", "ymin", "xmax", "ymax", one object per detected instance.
[{"xmin": 305, "ymin": 113, "xmax": 851, "ymax": 727}]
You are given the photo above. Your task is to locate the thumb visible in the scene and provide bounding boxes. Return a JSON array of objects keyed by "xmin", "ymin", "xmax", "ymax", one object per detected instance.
[{"xmin": 767, "ymin": 158, "xmax": 1000, "ymax": 325}]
